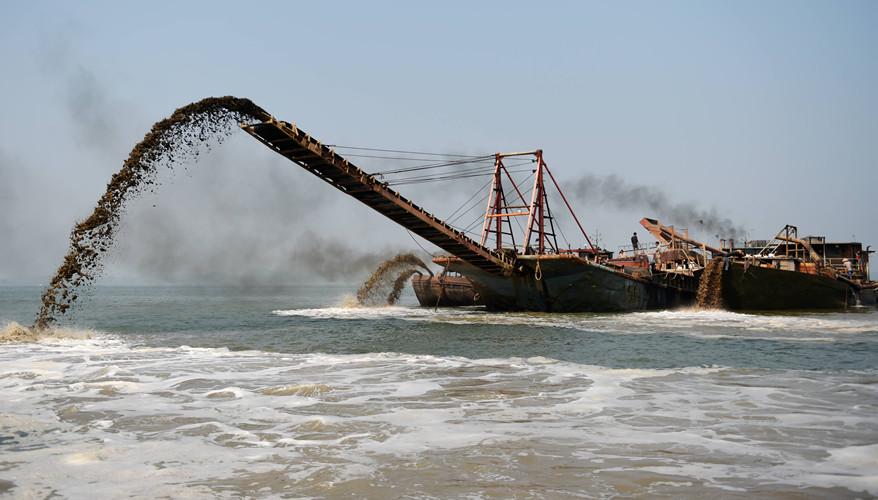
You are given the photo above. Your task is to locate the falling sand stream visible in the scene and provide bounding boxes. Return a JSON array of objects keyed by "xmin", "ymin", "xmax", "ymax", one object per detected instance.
[
  {"xmin": 30, "ymin": 96, "xmax": 437, "ymax": 332},
  {"xmin": 696, "ymin": 257, "xmax": 725, "ymax": 309},
  {"xmin": 356, "ymin": 253, "xmax": 432, "ymax": 307},
  {"xmin": 34, "ymin": 97, "xmax": 270, "ymax": 330}
]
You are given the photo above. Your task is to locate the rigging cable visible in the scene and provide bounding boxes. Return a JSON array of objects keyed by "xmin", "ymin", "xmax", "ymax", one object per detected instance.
[
  {"xmin": 386, "ymin": 162, "xmax": 535, "ymax": 186},
  {"xmin": 406, "ymin": 229, "xmax": 437, "ymax": 259},
  {"xmin": 385, "ymin": 163, "xmax": 498, "ymax": 184},
  {"xmin": 340, "ymin": 153, "xmax": 483, "ymax": 162},
  {"xmin": 448, "ymin": 191, "xmax": 491, "ymax": 226},
  {"xmin": 445, "ymin": 178, "xmax": 493, "ymax": 222},
  {"xmin": 372, "ymin": 156, "xmax": 496, "ymax": 176},
  {"xmin": 326, "ymin": 144, "xmax": 483, "ymax": 158}
]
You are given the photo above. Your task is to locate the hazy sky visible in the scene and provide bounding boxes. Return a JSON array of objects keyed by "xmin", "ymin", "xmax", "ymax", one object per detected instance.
[{"xmin": 1, "ymin": 1, "xmax": 875, "ymax": 285}]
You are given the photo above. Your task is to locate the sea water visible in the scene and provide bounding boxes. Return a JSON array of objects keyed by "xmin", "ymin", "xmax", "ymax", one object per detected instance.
[{"xmin": 1, "ymin": 285, "xmax": 876, "ymax": 498}]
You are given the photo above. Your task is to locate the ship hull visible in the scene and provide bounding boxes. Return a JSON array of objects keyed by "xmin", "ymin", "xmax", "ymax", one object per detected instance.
[
  {"xmin": 450, "ymin": 256, "xmax": 695, "ymax": 312},
  {"xmin": 721, "ymin": 262, "xmax": 855, "ymax": 310},
  {"xmin": 412, "ymin": 275, "xmax": 480, "ymax": 307}
]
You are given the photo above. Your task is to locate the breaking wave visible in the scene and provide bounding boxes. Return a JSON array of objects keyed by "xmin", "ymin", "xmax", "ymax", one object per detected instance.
[
  {"xmin": 273, "ymin": 306, "xmax": 878, "ymax": 341},
  {"xmin": 1, "ymin": 321, "xmax": 94, "ymax": 344},
  {"xmin": 1, "ymin": 337, "xmax": 875, "ymax": 497}
]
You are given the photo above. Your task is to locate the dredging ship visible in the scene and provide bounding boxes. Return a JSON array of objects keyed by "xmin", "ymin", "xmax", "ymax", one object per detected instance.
[
  {"xmin": 242, "ymin": 115, "xmax": 702, "ymax": 312},
  {"xmin": 241, "ymin": 113, "xmax": 874, "ymax": 312},
  {"xmin": 714, "ymin": 225, "xmax": 876, "ymax": 310},
  {"xmin": 642, "ymin": 221, "xmax": 876, "ymax": 310},
  {"xmin": 414, "ymin": 220, "xmax": 877, "ymax": 311}
]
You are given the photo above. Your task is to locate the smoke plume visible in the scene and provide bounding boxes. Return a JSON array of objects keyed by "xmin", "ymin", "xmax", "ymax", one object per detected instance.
[
  {"xmin": 64, "ymin": 66, "xmax": 120, "ymax": 149},
  {"xmin": 567, "ymin": 174, "xmax": 744, "ymax": 238},
  {"xmin": 290, "ymin": 232, "xmax": 402, "ymax": 282}
]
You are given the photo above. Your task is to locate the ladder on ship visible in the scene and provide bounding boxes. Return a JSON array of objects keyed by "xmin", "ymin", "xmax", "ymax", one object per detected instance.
[{"xmin": 242, "ymin": 117, "xmax": 512, "ymax": 275}]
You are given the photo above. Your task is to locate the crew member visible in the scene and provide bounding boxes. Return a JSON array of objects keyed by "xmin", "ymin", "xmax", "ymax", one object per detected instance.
[
  {"xmin": 631, "ymin": 232, "xmax": 639, "ymax": 252},
  {"xmin": 843, "ymin": 258, "xmax": 853, "ymax": 279}
]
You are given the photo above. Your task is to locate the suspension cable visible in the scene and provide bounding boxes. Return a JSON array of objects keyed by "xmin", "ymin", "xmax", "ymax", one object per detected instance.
[
  {"xmin": 340, "ymin": 153, "xmax": 482, "ymax": 162},
  {"xmin": 327, "ymin": 144, "xmax": 484, "ymax": 158},
  {"xmin": 386, "ymin": 162, "xmax": 535, "ymax": 186},
  {"xmin": 386, "ymin": 166, "xmax": 534, "ymax": 186},
  {"xmin": 448, "ymin": 190, "xmax": 490, "ymax": 226},
  {"xmin": 445, "ymin": 178, "xmax": 493, "ymax": 222},
  {"xmin": 386, "ymin": 163, "xmax": 497, "ymax": 183},
  {"xmin": 406, "ymin": 229, "xmax": 437, "ymax": 259},
  {"xmin": 372, "ymin": 155, "xmax": 496, "ymax": 176}
]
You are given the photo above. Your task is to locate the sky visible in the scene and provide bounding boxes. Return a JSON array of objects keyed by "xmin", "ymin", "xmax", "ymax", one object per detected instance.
[{"xmin": 0, "ymin": 1, "xmax": 875, "ymax": 285}]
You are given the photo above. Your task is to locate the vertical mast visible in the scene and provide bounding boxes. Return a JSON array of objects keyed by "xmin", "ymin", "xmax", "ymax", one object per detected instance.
[
  {"xmin": 522, "ymin": 152, "xmax": 541, "ymax": 253},
  {"xmin": 479, "ymin": 156, "xmax": 502, "ymax": 248},
  {"xmin": 523, "ymin": 150, "xmax": 560, "ymax": 254},
  {"xmin": 482, "ymin": 150, "xmax": 594, "ymax": 256},
  {"xmin": 480, "ymin": 155, "xmax": 519, "ymax": 251},
  {"xmin": 537, "ymin": 151, "xmax": 545, "ymax": 254}
]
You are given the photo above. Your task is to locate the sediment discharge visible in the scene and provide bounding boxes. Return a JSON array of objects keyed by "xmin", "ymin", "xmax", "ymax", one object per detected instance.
[
  {"xmin": 357, "ymin": 253, "xmax": 432, "ymax": 306},
  {"xmin": 387, "ymin": 268, "xmax": 424, "ymax": 305},
  {"xmin": 34, "ymin": 97, "xmax": 270, "ymax": 330},
  {"xmin": 696, "ymin": 257, "xmax": 724, "ymax": 309},
  {"xmin": 1, "ymin": 321, "xmax": 93, "ymax": 343},
  {"xmin": 30, "ymin": 95, "xmax": 433, "ymax": 330}
]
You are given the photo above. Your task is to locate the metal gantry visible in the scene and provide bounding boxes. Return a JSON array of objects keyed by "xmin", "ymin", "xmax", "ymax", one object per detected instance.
[{"xmin": 480, "ymin": 150, "xmax": 595, "ymax": 255}]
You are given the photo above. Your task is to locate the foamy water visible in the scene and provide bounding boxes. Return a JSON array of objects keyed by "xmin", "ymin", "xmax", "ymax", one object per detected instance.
[
  {"xmin": 275, "ymin": 306, "xmax": 878, "ymax": 341},
  {"xmin": 2, "ymin": 285, "xmax": 877, "ymax": 498},
  {"xmin": 2, "ymin": 334, "xmax": 876, "ymax": 498}
]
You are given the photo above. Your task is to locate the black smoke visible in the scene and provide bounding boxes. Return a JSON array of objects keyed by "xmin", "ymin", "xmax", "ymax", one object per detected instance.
[{"xmin": 567, "ymin": 174, "xmax": 745, "ymax": 239}]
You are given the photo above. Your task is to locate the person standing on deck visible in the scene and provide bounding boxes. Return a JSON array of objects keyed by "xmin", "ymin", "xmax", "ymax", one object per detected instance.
[
  {"xmin": 843, "ymin": 258, "xmax": 853, "ymax": 279},
  {"xmin": 631, "ymin": 232, "xmax": 639, "ymax": 252}
]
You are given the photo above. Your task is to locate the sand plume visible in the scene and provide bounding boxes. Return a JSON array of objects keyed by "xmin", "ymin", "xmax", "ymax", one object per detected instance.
[
  {"xmin": 1, "ymin": 322, "xmax": 94, "ymax": 343},
  {"xmin": 356, "ymin": 253, "xmax": 431, "ymax": 306},
  {"xmin": 696, "ymin": 257, "xmax": 725, "ymax": 309},
  {"xmin": 386, "ymin": 268, "xmax": 425, "ymax": 305},
  {"xmin": 35, "ymin": 97, "xmax": 270, "ymax": 329}
]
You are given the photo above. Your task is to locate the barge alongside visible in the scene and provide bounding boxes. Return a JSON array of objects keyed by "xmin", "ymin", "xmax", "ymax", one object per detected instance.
[
  {"xmin": 411, "ymin": 272, "xmax": 481, "ymax": 307},
  {"xmin": 718, "ymin": 225, "xmax": 875, "ymax": 310}
]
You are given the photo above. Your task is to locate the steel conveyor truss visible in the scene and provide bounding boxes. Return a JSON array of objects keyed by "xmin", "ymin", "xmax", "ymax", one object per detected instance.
[{"xmin": 242, "ymin": 117, "xmax": 512, "ymax": 275}]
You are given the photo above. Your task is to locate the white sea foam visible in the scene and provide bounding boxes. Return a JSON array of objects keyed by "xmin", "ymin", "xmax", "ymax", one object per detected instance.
[
  {"xmin": 1, "ymin": 337, "xmax": 876, "ymax": 497},
  {"xmin": 273, "ymin": 305, "xmax": 878, "ymax": 342},
  {"xmin": 272, "ymin": 304, "xmax": 474, "ymax": 321},
  {"xmin": 0, "ymin": 321, "xmax": 96, "ymax": 344}
]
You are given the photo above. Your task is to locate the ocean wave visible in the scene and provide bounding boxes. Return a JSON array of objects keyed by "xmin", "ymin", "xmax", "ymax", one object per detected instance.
[
  {"xmin": 272, "ymin": 306, "xmax": 878, "ymax": 342},
  {"xmin": 0, "ymin": 321, "xmax": 96, "ymax": 344},
  {"xmin": 1, "ymin": 339, "xmax": 876, "ymax": 497}
]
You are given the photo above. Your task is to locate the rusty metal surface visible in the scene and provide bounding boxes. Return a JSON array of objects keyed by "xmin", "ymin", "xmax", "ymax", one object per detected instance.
[
  {"xmin": 242, "ymin": 118, "xmax": 512, "ymax": 275},
  {"xmin": 411, "ymin": 274, "xmax": 480, "ymax": 307},
  {"xmin": 640, "ymin": 217, "xmax": 726, "ymax": 256}
]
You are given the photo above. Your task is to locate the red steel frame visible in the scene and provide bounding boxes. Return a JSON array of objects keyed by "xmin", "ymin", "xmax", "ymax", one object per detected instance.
[{"xmin": 481, "ymin": 150, "xmax": 595, "ymax": 255}]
